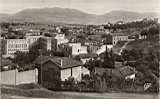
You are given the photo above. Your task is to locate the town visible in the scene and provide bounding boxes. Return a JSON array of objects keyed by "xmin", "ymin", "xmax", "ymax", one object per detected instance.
[{"xmin": 1, "ymin": 17, "xmax": 159, "ymax": 97}]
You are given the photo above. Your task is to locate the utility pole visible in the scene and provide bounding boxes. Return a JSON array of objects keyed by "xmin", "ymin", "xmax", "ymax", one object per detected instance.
[
  {"xmin": 41, "ymin": 50, "xmax": 42, "ymax": 85},
  {"xmin": 39, "ymin": 49, "xmax": 42, "ymax": 85}
]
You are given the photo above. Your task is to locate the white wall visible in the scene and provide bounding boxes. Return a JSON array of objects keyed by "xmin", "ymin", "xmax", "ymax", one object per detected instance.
[
  {"xmin": 81, "ymin": 67, "xmax": 90, "ymax": 76},
  {"xmin": 6, "ymin": 39, "xmax": 29, "ymax": 55},
  {"xmin": 81, "ymin": 58, "xmax": 90, "ymax": 64},
  {"xmin": 61, "ymin": 69, "xmax": 71, "ymax": 81},
  {"xmin": 1, "ymin": 69, "xmax": 38, "ymax": 85},
  {"xmin": 1, "ymin": 70, "xmax": 16, "ymax": 85},
  {"xmin": 61, "ymin": 66, "xmax": 90, "ymax": 81},
  {"xmin": 26, "ymin": 36, "xmax": 42, "ymax": 47},
  {"xmin": 72, "ymin": 66, "xmax": 82, "ymax": 81},
  {"xmin": 71, "ymin": 44, "xmax": 87, "ymax": 56},
  {"xmin": 112, "ymin": 36, "xmax": 128, "ymax": 45},
  {"xmin": 96, "ymin": 45, "xmax": 106, "ymax": 55},
  {"xmin": 16, "ymin": 69, "xmax": 38, "ymax": 85}
]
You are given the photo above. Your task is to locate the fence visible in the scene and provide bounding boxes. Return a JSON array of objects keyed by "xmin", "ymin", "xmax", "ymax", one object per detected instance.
[{"xmin": 1, "ymin": 69, "xmax": 38, "ymax": 85}]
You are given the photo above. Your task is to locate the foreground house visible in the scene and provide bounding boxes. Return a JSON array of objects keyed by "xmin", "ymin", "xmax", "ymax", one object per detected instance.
[
  {"xmin": 33, "ymin": 56, "xmax": 90, "ymax": 89},
  {"xmin": 92, "ymin": 66, "xmax": 136, "ymax": 91},
  {"xmin": 93, "ymin": 66, "xmax": 136, "ymax": 80}
]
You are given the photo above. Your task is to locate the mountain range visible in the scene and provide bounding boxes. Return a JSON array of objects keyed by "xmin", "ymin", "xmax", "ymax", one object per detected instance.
[{"xmin": 0, "ymin": 7, "xmax": 159, "ymax": 24}]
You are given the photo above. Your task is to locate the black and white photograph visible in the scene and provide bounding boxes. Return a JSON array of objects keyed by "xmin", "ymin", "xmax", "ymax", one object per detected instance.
[{"xmin": 0, "ymin": 0, "xmax": 160, "ymax": 99}]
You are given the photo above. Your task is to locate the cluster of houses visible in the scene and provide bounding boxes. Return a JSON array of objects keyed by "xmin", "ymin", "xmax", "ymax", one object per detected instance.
[
  {"xmin": 1, "ymin": 29, "xmax": 139, "ymax": 58},
  {"xmin": 0, "ymin": 25, "xmax": 140, "ymax": 90},
  {"xmin": 1, "ymin": 54, "xmax": 137, "ymax": 91}
]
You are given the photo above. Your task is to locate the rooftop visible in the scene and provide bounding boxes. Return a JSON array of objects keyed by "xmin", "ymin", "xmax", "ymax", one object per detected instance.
[
  {"xmin": 94, "ymin": 66, "xmax": 135, "ymax": 79},
  {"xmin": 111, "ymin": 33, "xmax": 129, "ymax": 36},
  {"xmin": 33, "ymin": 56, "xmax": 83, "ymax": 69},
  {"xmin": 76, "ymin": 53, "xmax": 98, "ymax": 59}
]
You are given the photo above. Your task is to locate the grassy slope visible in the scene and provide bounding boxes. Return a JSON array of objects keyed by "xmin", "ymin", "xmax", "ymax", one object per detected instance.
[
  {"xmin": 125, "ymin": 39, "xmax": 160, "ymax": 55},
  {"xmin": 113, "ymin": 41, "xmax": 127, "ymax": 54},
  {"xmin": 1, "ymin": 84, "xmax": 159, "ymax": 99}
]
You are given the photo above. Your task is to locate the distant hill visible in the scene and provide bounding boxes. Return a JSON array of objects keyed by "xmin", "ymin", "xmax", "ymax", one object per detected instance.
[{"xmin": 0, "ymin": 7, "xmax": 159, "ymax": 24}]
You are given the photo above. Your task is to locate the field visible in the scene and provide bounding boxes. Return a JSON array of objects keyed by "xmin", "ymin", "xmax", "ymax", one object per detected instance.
[{"xmin": 1, "ymin": 84, "xmax": 159, "ymax": 99}]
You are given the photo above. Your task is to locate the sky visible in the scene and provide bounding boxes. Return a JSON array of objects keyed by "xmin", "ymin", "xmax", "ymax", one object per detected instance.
[{"xmin": 0, "ymin": 0, "xmax": 160, "ymax": 14}]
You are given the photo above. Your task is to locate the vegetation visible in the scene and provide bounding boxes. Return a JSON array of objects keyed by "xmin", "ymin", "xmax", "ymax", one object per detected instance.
[
  {"xmin": 104, "ymin": 18, "xmax": 158, "ymax": 30},
  {"xmin": 13, "ymin": 41, "xmax": 41, "ymax": 67},
  {"xmin": 103, "ymin": 47, "xmax": 115, "ymax": 68},
  {"xmin": 121, "ymin": 25, "xmax": 159, "ymax": 92}
]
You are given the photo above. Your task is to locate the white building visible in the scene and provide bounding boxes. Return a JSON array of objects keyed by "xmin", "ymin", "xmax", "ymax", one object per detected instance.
[
  {"xmin": 40, "ymin": 36, "xmax": 52, "ymax": 51},
  {"xmin": 52, "ymin": 33, "xmax": 69, "ymax": 51},
  {"xmin": 25, "ymin": 35, "xmax": 43, "ymax": 48},
  {"xmin": 61, "ymin": 66, "xmax": 89, "ymax": 81},
  {"xmin": 1, "ymin": 39, "xmax": 29, "ymax": 56},
  {"xmin": 54, "ymin": 33, "xmax": 65, "ymax": 39},
  {"xmin": 56, "ymin": 27, "xmax": 61, "ymax": 33},
  {"xmin": 26, "ymin": 29, "xmax": 41, "ymax": 36},
  {"xmin": 61, "ymin": 43, "xmax": 88, "ymax": 57},
  {"xmin": 96, "ymin": 44, "xmax": 113, "ymax": 55},
  {"xmin": 112, "ymin": 33, "xmax": 128, "ymax": 45},
  {"xmin": 33, "ymin": 56, "xmax": 90, "ymax": 83},
  {"xmin": 69, "ymin": 43, "xmax": 87, "ymax": 56}
]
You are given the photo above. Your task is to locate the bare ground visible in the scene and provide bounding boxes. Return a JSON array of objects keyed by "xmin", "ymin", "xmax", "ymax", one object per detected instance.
[{"xmin": 1, "ymin": 85, "xmax": 159, "ymax": 99}]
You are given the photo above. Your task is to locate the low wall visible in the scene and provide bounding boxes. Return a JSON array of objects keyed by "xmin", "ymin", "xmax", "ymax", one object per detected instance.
[{"xmin": 1, "ymin": 69, "xmax": 38, "ymax": 85}]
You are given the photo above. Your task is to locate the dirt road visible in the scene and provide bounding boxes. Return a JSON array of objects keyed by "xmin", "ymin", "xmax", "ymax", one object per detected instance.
[{"xmin": 2, "ymin": 92, "xmax": 159, "ymax": 99}]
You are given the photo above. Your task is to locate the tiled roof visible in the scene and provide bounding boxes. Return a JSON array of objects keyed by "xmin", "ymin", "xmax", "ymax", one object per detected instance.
[
  {"xmin": 111, "ymin": 33, "xmax": 128, "ymax": 36},
  {"xmin": 94, "ymin": 67, "xmax": 122, "ymax": 78},
  {"xmin": 94, "ymin": 66, "xmax": 135, "ymax": 78},
  {"xmin": 118, "ymin": 66, "xmax": 135, "ymax": 77},
  {"xmin": 33, "ymin": 56, "xmax": 53, "ymax": 65},
  {"xmin": 77, "ymin": 53, "xmax": 98, "ymax": 59},
  {"xmin": 33, "ymin": 56, "xmax": 83, "ymax": 69}
]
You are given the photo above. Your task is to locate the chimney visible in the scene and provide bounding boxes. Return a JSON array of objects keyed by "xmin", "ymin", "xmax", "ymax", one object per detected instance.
[{"xmin": 60, "ymin": 59, "xmax": 63, "ymax": 66}]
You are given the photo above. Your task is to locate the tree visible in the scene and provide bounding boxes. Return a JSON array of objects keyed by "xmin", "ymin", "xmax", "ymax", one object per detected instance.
[
  {"xmin": 147, "ymin": 25, "xmax": 159, "ymax": 41},
  {"xmin": 84, "ymin": 59, "xmax": 102, "ymax": 71},
  {"xmin": 13, "ymin": 42, "xmax": 41, "ymax": 66},
  {"xmin": 103, "ymin": 46, "xmax": 115, "ymax": 68},
  {"xmin": 27, "ymin": 42, "xmax": 41, "ymax": 63},
  {"xmin": 13, "ymin": 51, "xmax": 28, "ymax": 66},
  {"xmin": 1, "ymin": 22, "xmax": 10, "ymax": 28},
  {"xmin": 61, "ymin": 28, "xmax": 70, "ymax": 36}
]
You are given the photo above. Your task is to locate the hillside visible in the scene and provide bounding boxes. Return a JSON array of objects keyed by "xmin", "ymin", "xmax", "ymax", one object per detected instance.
[
  {"xmin": 126, "ymin": 40, "xmax": 159, "ymax": 52},
  {"xmin": 0, "ymin": 7, "xmax": 159, "ymax": 24},
  {"xmin": 124, "ymin": 39, "xmax": 160, "ymax": 61}
]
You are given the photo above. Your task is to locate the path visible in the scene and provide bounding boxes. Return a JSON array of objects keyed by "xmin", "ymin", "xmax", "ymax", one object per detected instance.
[{"xmin": 118, "ymin": 41, "xmax": 131, "ymax": 55}]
